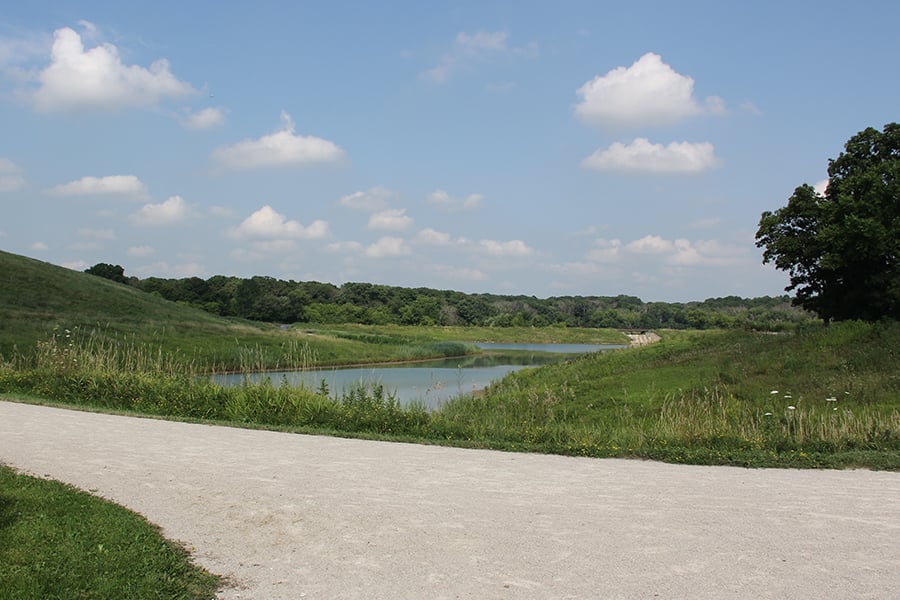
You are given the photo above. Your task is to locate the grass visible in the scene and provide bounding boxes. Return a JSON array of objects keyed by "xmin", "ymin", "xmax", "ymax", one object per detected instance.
[
  {"xmin": 0, "ymin": 251, "xmax": 498, "ymax": 370},
  {"xmin": 2, "ymin": 321, "xmax": 898, "ymax": 469},
  {"xmin": 0, "ymin": 465, "xmax": 220, "ymax": 599}
]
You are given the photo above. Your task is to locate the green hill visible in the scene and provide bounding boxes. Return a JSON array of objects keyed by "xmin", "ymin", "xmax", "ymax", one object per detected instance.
[{"xmin": 0, "ymin": 250, "xmax": 286, "ymax": 364}]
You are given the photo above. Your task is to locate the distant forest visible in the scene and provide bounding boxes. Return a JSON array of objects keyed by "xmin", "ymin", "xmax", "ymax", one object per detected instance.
[{"xmin": 86, "ymin": 264, "xmax": 812, "ymax": 330}]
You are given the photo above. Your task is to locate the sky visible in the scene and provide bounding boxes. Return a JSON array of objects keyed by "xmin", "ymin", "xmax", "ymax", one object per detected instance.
[{"xmin": 1, "ymin": 1, "xmax": 898, "ymax": 302}]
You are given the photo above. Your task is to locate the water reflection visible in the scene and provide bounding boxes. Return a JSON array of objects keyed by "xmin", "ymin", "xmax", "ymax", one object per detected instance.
[{"xmin": 212, "ymin": 342, "xmax": 625, "ymax": 409}]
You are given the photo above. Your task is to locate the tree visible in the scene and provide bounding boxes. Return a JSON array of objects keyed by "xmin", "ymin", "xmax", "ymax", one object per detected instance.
[
  {"xmin": 755, "ymin": 124, "xmax": 900, "ymax": 322},
  {"xmin": 84, "ymin": 263, "xmax": 128, "ymax": 284}
]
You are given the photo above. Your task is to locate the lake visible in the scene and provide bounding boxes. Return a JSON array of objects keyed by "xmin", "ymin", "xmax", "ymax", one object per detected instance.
[{"xmin": 212, "ymin": 342, "xmax": 626, "ymax": 409}]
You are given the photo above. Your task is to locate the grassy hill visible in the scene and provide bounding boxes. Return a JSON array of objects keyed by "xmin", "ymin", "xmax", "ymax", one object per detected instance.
[
  {"xmin": 1, "ymin": 250, "xmax": 619, "ymax": 369},
  {"xmin": 0, "ymin": 250, "xmax": 293, "ymax": 366}
]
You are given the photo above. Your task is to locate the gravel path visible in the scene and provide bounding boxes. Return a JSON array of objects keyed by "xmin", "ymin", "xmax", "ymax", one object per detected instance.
[{"xmin": 1, "ymin": 400, "xmax": 898, "ymax": 599}]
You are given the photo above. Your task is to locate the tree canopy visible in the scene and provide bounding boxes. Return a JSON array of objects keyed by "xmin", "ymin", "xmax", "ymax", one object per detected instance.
[
  {"xmin": 84, "ymin": 262, "xmax": 128, "ymax": 285},
  {"xmin": 756, "ymin": 123, "xmax": 900, "ymax": 322}
]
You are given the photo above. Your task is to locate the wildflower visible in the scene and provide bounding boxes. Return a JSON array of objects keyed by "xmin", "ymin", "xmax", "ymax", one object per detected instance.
[
  {"xmin": 764, "ymin": 412, "xmax": 773, "ymax": 416},
  {"xmin": 787, "ymin": 405, "xmax": 796, "ymax": 410},
  {"xmin": 784, "ymin": 394, "xmax": 792, "ymax": 399},
  {"xmin": 825, "ymin": 397, "xmax": 837, "ymax": 402},
  {"xmin": 770, "ymin": 390, "xmax": 779, "ymax": 394}
]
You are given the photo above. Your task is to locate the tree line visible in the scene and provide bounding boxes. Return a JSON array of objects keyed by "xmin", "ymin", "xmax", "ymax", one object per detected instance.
[{"xmin": 83, "ymin": 264, "xmax": 812, "ymax": 330}]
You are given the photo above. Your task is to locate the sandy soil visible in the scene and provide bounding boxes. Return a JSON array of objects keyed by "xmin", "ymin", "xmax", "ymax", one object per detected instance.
[{"xmin": 1, "ymin": 400, "xmax": 898, "ymax": 599}]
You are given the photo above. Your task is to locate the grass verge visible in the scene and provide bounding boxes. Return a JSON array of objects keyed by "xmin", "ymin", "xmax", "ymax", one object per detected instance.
[{"xmin": 0, "ymin": 465, "xmax": 220, "ymax": 599}]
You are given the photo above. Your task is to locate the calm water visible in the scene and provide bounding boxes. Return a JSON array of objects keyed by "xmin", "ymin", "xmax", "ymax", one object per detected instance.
[{"xmin": 212, "ymin": 342, "xmax": 625, "ymax": 409}]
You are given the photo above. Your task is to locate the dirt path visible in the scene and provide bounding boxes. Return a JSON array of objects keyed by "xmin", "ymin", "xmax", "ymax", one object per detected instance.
[{"xmin": 1, "ymin": 400, "xmax": 898, "ymax": 599}]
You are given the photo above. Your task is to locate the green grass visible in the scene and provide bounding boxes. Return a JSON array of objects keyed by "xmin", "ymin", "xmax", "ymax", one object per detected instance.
[
  {"xmin": 0, "ymin": 251, "xmax": 489, "ymax": 370},
  {"xmin": 0, "ymin": 465, "xmax": 220, "ymax": 599},
  {"xmin": 3, "ymin": 321, "xmax": 898, "ymax": 469}
]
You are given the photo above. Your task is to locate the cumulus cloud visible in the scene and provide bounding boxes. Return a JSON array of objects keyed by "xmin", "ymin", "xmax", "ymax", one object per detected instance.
[
  {"xmin": 230, "ymin": 205, "xmax": 330, "ymax": 240},
  {"xmin": 367, "ymin": 208, "xmax": 413, "ymax": 231},
  {"xmin": 616, "ymin": 234, "xmax": 745, "ymax": 266},
  {"xmin": 627, "ymin": 234, "xmax": 675, "ymax": 254},
  {"xmin": 49, "ymin": 175, "xmax": 148, "ymax": 198},
  {"xmin": 30, "ymin": 241, "xmax": 48, "ymax": 251},
  {"xmin": 479, "ymin": 239, "xmax": 534, "ymax": 257},
  {"xmin": 131, "ymin": 195, "xmax": 192, "ymax": 226},
  {"xmin": 339, "ymin": 187, "xmax": 392, "ymax": 211},
  {"xmin": 28, "ymin": 25, "xmax": 195, "ymax": 112},
  {"xmin": 575, "ymin": 52, "xmax": 723, "ymax": 129},
  {"xmin": 427, "ymin": 189, "xmax": 483, "ymax": 212},
  {"xmin": 365, "ymin": 236, "xmax": 411, "ymax": 258},
  {"xmin": 581, "ymin": 138, "xmax": 719, "ymax": 173},
  {"xmin": 0, "ymin": 157, "xmax": 26, "ymax": 192},
  {"xmin": 183, "ymin": 107, "xmax": 225, "ymax": 130},
  {"xmin": 211, "ymin": 111, "xmax": 344, "ymax": 169},
  {"xmin": 423, "ymin": 31, "xmax": 536, "ymax": 83}
]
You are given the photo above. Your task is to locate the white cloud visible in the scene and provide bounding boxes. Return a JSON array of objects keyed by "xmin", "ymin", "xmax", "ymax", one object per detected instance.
[
  {"xmin": 49, "ymin": 175, "xmax": 148, "ymax": 198},
  {"xmin": 230, "ymin": 205, "xmax": 330, "ymax": 240},
  {"xmin": 183, "ymin": 107, "xmax": 225, "ymax": 130},
  {"xmin": 813, "ymin": 179, "xmax": 829, "ymax": 196},
  {"xmin": 30, "ymin": 241, "xmax": 48, "ymax": 251},
  {"xmin": 423, "ymin": 31, "xmax": 536, "ymax": 83},
  {"xmin": 127, "ymin": 245, "xmax": 155, "ymax": 257},
  {"xmin": 581, "ymin": 138, "xmax": 719, "ymax": 173},
  {"xmin": 367, "ymin": 208, "xmax": 413, "ymax": 231},
  {"xmin": 575, "ymin": 52, "xmax": 723, "ymax": 129},
  {"xmin": 28, "ymin": 26, "xmax": 195, "ymax": 112},
  {"xmin": 668, "ymin": 239, "xmax": 746, "ymax": 266},
  {"xmin": 627, "ymin": 235, "xmax": 675, "ymax": 254},
  {"xmin": 479, "ymin": 239, "xmax": 534, "ymax": 257},
  {"xmin": 131, "ymin": 195, "xmax": 192, "ymax": 226},
  {"xmin": 415, "ymin": 228, "xmax": 452, "ymax": 245},
  {"xmin": 339, "ymin": 187, "xmax": 392, "ymax": 211},
  {"xmin": 211, "ymin": 111, "xmax": 344, "ymax": 169},
  {"xmin": 427, "ymin": 189, "xmax": 483, "ymax": 211},
  {"xmin": 365, "ymin": 236, "xmax": 411, "ymax": 258},
  {"xmin": 0, "ymin": 157, "xmax": 26, "ymax": 191}
]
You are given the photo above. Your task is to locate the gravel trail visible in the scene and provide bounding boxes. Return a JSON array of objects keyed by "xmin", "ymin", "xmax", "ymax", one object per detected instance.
[{"xmin": 1, "ymin": 400, "xmax": 898, "ymax": 599}]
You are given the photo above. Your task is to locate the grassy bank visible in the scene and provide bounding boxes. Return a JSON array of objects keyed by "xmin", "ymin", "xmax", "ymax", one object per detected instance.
[
  {"xmin": 0, "ymin": 465, "xmax": 220, "ymax": 599},
  {"xmin": 2, "ymin": 321, "xmax": 897, "ymax": 469}
]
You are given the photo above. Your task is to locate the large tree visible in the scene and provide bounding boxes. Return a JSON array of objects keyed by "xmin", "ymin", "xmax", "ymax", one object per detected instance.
[{"xmin": 756, "ymin": 123, "xmax": 900, "ymax": 322}]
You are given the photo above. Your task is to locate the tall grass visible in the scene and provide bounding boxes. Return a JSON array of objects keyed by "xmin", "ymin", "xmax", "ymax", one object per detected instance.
[{"xmin": 1, "ymin": 322, "xmax": 898, "ymax": 469}]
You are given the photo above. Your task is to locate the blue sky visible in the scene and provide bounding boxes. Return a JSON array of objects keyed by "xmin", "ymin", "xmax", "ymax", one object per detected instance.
[{"xmin": 1, "ymin": 1, "xmax": 898, "ymax": 302}]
